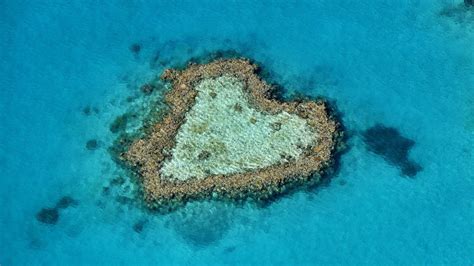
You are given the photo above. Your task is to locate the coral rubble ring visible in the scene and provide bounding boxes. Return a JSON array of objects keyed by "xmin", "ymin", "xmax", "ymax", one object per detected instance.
[{"xmin": 121, "ymin": 58, "xmax": 341, "ymax": 211}]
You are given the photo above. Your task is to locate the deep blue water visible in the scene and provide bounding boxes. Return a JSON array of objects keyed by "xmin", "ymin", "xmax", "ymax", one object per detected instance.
[{"xmin": 1, "ymin": 1, "xmax": 473, "ymax": 265}]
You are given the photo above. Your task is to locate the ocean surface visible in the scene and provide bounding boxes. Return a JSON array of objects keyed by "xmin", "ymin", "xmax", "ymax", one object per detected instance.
[{"xmin": 1, "ymin": 0, "xmax": 473, "ymax": 265}]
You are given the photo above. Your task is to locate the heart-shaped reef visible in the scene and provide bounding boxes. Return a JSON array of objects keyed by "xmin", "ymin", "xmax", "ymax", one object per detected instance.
[{"xmin": 119, "ymin": 58, "xmax": 343, "ymax": 212}]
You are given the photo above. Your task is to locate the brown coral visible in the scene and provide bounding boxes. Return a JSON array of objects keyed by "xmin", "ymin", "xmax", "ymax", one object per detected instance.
[{"xmin": 121, "ymin": 58, "xmax": 341, "ymax": 211}]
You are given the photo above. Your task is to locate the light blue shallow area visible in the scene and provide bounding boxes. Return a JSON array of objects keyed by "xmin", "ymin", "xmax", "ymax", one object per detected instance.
[{"xmin": 1, "ymin": 0, "xmax": 473, "ymax": 265}]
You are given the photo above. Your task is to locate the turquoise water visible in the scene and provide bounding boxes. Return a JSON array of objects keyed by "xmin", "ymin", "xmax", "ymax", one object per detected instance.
[{"xmin": 1, "ymin": 0, "xmax": 473, "ymax": 265}]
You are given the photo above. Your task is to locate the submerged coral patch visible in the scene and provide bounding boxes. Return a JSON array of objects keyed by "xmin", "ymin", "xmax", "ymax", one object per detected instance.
[
  {"xmin": 129, "ymin": 43, "xmax": 141, "ymax": 55},
  {"xmin": 36, "ymin": 196, "xmax": 78, "ymax": 225},
  {"xmin": 86, "ymin": 139, "xmax": 99, "ymax": 150},
  {"xmin": 362, "ymin": 124, "xmax": 422, "ymax": 177},
  {"xmin": 55, "ymin": 196, "xmax": 78, "ymax": 209},
  {"xmin": 110, "ymin": 114, "xmax": 128, "ymax": 133},
  {"xmin": 119, "ymin": 58, "xmax": 341, "ymax": 211},
  {"xmin": 36, "ymin": 208, "xmax": 59, "ymax": 225},
  {"xmin": 132, "ymin": 219, "xmax": 148, "ymax": 233},
  {"xmin": 169, "ymin": 202, "xmax": 232, "ymax": 247}
]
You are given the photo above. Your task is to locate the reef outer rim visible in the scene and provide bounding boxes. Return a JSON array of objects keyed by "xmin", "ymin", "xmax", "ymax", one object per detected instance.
[{"xmin": 121, "ymin": 58, "xmax": 342, "ymax": 212}]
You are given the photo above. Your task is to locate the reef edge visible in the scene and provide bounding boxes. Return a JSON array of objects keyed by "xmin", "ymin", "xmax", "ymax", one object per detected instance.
[{"xmin": 117, "ymin": 58, "xmax": 343, "ymax": 213}]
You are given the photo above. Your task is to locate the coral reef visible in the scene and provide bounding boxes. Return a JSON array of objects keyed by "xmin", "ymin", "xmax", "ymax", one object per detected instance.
[
  {"xmin": 110, "ymin": 114, "xmax": 129, "ymax": 133},
  {"xmin": 440, "ymin": 2, "xmax": 474, "ymax": 23},
  {"xmin": 36, "ymin": 208, "xmax": 59, "ymax": 225},
  {"xmin": 132, "ymin": 219, "xmax": 148, "ymax": 233},
  {"xmin": 55, "ymin": 196, "xmax": 78, "ymax": 209},
  {"xmin": 140, "ymin": 83, "xmax": 154, "ymax": 95},
  {"xmin": 83, "ymin": 106, "xmax": 92, "ymax": 116},
  {"xmin": 129, "ymin": 43, "xmax": 141, "ymax": 55},
  {"xmin": 362, "ymin": 124, "xmax": 422, "ymax": 177},
  {"xmin": 36, "ymin": 196, "xmax": 79, "ymax": 225},
  {"xmin": 86, "ymin": 139, "xmax": 99, "ymax": 150},
  {"xmin": 120, "ymin": 58, "xmax": 342, "ymax": 211},
  {"xmin": 82, "ymin": 105, "xmax": 99, "ymax": 116},
  {"xmin": 168, "ymin": 201, "xmax": 233, "ymax": 247}
]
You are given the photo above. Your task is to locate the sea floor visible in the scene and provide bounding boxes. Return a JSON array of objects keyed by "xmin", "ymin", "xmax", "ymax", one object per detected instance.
[{"xmin": 1, "ymin": 1, "xmax": 473, "ymax": 265}]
